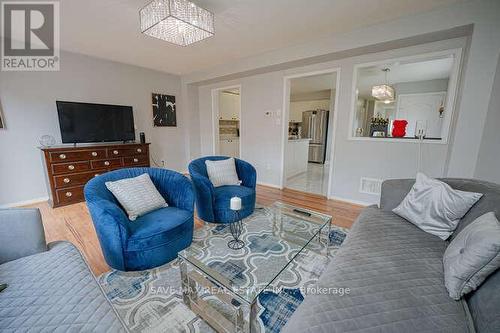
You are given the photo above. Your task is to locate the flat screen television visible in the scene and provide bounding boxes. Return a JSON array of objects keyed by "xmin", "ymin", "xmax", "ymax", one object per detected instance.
[{"xmin": 57, "ymin": 101, "xmax": 135, "ymax": 143}]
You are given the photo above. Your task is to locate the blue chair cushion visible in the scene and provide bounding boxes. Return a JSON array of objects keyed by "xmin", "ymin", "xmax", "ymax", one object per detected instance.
[
  {"xmin": 126, "ymin": 207, "xmax": 193, "ymax": 252},
  {"xmin": 213, "ymin": 185, "xmax": 256, "ymax": 223}
]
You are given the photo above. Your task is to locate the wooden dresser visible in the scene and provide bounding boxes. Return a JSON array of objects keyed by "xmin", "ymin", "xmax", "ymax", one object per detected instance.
[{"xmin": 41, "ymin": 143, "xmax": 150, "ymax": 207}]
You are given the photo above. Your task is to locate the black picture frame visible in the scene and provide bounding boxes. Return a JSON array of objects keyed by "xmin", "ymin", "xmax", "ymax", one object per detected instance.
[{"xmin": 152, "ymin": 93, "xmax": 176, "ymax": 127}]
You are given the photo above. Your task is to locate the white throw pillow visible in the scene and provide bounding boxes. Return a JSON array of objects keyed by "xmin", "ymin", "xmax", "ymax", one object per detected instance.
[
  {"xmin": 443, "ymin": 212, "xmax": 500, "ymax": 300},
  {"xmin": 393, "ymin": 173, "xmax": 482, "ymax": 240},
  {"xmin": 105, "ymin": 173, "xmax": 168, "ymax": 221},
  {"xmin": 205, "ymin": 158, "xmax": 241, "ymax": 187}
]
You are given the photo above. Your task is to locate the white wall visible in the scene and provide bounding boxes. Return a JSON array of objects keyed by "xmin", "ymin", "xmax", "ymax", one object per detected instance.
[
  {"xmin": 198, "ymin": 72, "xmax": 284, "ymax": 187},
  {"xmin": 393, "ymin": 79, "xmax": 449, "ymax": 95},
  {"xmin": 197, "ymin": 38, "xmax": 466, "ymax": 203},
  {"xmin": 188, "ymin": 0, "xmax": 500, "ymax": 205},
  {"xmin": 474, "ymin": 54, "xmax": 500, "ymax": 184},
  {"xmin": 289, "ymin": 99, "xmax": 330, "ymax": 122},
  {"xmin": 218, "ymin": 92, "xmax": 241, "ymax": 120},
  {"xmin": 0, "ymin": 51, "xmax": 184, "ymax": 207}
]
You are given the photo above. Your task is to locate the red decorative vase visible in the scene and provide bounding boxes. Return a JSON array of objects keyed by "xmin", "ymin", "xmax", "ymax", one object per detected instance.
[{"xmin": 392, "ymin": 120, "xmax": 408, "ymax": 137}]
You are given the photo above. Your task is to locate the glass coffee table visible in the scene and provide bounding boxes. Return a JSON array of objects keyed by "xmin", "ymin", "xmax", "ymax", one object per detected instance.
[{"xmin": 178, "ymin": 201, "xmax": 332, "ymax": 333}]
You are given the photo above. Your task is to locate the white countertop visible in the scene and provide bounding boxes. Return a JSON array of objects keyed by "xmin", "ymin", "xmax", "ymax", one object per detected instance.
[
  {"xmin": 219, "ymin": 135, "xmax": 239, "ymax": 140},
  {"xmin": 288, "ymin": 138, "xmax": 311, "ymax": 142}
]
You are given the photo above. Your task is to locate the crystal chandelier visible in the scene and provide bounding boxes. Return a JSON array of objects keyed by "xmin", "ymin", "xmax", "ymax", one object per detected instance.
[
  {"xmin": 140, "ymin": 0, "xmax": 214, "ymax": 46},
  {"xmin": 372, "ymin": 68, "xmax": 395, "ymax": 103}
]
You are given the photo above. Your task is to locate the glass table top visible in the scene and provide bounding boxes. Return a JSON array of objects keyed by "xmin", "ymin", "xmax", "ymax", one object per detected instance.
[{"xmin": 178, "ymin": 201, "xmax": 332, "ymax": 304}]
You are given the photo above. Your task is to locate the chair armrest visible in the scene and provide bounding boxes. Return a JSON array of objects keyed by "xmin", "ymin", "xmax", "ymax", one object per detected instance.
[
  {"xmin": 155, "ymin": 172, "xmax": 195, "ymax": 213},
  {"xmin": 94, "ymin": 200, "xmax": 131, "ymax": 230},
  {"xmin": 0, "ymin": 208, "xmax": 47, "ymax": 264},
  {"xmin": 190, "ymin": 171, "xmax": 216, "ymax": 221},
  {"xmin": 85, "ymin": 199, "xmax": 130, "ymax": 270},
  {"xmin": 236, "ymin": 159, "xmax": 257, "ymax": 189},
  {"xmin": 379, "ymin": 179, "xmax": 415, "ymax": 211}
]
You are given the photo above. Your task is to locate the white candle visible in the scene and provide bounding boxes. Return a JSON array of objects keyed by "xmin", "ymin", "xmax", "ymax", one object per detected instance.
[{"xmin": 230, "ymin": 197, "xmax": 242, "ymax": 211}]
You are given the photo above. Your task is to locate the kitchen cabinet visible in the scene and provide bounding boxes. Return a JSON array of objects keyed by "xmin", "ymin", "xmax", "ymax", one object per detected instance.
[
  {"xmin": 285, "ymin": 139, "xmax": 310, "ymax": 178},
  {"xmin": 219, "ymin": 138, "xmax": 240, "ymax": 157}
]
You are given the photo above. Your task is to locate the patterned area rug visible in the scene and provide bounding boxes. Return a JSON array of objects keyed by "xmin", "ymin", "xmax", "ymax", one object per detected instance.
[{"xmin": 99, "ymin": 207, "xmax": 349, "ymax": 333}]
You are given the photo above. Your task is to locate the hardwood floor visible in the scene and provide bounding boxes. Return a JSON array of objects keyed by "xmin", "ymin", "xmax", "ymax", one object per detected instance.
[{"xmin": 25, "ymin": 185, "xmax": 364, "ymax": 276}]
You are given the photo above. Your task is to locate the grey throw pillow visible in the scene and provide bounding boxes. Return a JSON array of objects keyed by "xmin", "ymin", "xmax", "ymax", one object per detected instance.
[
  {"xmin": 205, "ymin": 158, "xmax": 241, "ymax": 187},
  {"xmin": 443, "ymin": 212, "xmax": 500, "ymax": 300},
  {"xmin": 393, "ymin": 173, "xmax": 482, "ymax": 240},
  {"xmin": 105, "ymin": 173, "xmax": 167, "ymax": 221}
]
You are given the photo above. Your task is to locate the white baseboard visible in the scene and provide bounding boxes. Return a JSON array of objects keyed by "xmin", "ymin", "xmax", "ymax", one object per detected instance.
[
  {"xmin": 257, "ymin": 181, "xmax": 282, "ymax": 189},
  {"xmin": 0, "ymin": 196, "xmax": 49, "ymax": 209},
  {"xmin": 327, "ymin": 195, "xmax": 374, "ymax": 207}
]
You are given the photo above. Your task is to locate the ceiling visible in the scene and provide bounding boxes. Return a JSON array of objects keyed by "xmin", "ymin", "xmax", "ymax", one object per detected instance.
[
  {"xmin": 57, "ymin": 0, "xmax": 463, "ymax": 76},
  {"xmin": 290, "ymin": 73, "xmax": 336, "ymax": 95},
  {"xmin": 357, "ymin": 57, "xmax": 454, "ymax": 96}
]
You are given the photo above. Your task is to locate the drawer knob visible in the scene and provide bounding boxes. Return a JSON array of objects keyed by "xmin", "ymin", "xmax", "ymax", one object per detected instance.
[
  {"xmin": 137, "ymin": 148, "xmax": 142, "ymax": 153},
  {"xmin": 104, "ymin": 161, "xmax": 110, "ymax": 166},
  {"xmin": 68, "ymin": 165, "xmax": 75, "ymax": 170},
  {"xmin": 59, "ymin": 154, "xmax": 66, "ymax": 159},
  {"xmin": 65, "ymin": 192, "xmax": 72, "ymax": 197},
  {"xmin": 113, "ymin": 150, "xmax": 119, "ymax": 155},
  {"xmin": 133, "ymin": 158, "xmax": 139, "ymax": 163},
  {"xmin": 91, "ymin": 151, "xmax": 98, "ymax": 157},
  {"xmin": 63, "ymin": 178, "xmax": 70, "ymax": 183}
]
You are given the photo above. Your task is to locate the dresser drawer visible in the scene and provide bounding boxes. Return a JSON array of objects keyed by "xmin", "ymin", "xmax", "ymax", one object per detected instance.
[
  {"xmin": 108, "ymin": 146, "xmax": 147, "ymax": 157},
  {"xmin": 54, "ymin": 171, "xmax": 100, "ymax": 188},
  {"xmin": 123, "ymin": 155, "xmax": 149, "ymax": 166},
  {"xmin": 91, "ymin": 158, "xmax": 122, "ymax": 169},
  {"xmin": 50, "ymin": 149, "xmax": 107, "ymax": 162},
  {"xmin": 56, "ymin": 186, "xmax": 84, "ymax": 205},
  {"xmin": 52, "ymin": 161, "xmax": 90, "ymax": 175}
]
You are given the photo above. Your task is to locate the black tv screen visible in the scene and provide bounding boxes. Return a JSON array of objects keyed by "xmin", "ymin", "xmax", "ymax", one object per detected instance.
[{"xmin": 57, "ymin": 101, "xmax": 135, "ymax": 143}]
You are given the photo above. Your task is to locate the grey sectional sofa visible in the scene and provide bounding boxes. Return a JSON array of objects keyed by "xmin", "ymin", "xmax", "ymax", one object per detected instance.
[
  {"xmin": 0, "ymin": 208, "xmax": 126, "ymax": 332},
  {"xmin": 284, "ymin": 178, "xmax": 500, "ymax": 333}
]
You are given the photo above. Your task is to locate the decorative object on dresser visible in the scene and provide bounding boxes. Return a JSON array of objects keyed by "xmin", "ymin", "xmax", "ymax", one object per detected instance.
[
  {"xmin": 40, "ymin": 143, "xmax": 150, "ymax": 207},
  {"xmin": 38, "ymin": 135, "xmax": 56, "ymax": 148},
  {"xmin": 152, "ymin": 93, "xmax": 176, "ymax": 127}
]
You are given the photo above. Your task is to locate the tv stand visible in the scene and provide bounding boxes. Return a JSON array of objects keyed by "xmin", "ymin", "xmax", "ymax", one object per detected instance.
[{"xmin": 40, "ymin": 142, "xmax": 150, "ymax": 207}]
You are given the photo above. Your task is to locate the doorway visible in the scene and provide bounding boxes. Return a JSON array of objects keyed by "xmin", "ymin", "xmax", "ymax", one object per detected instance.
[
  {"xmin": 282, "ymin": 70, "xmax": 339, "ymax": 197},
  {"xmin": 212, "ymin": 86, "xmax": 241, "ymax": 158}
]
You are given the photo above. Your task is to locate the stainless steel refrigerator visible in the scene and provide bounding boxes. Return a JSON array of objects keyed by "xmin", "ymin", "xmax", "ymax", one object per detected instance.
[{"xmin": 302, "ymin": 110, "xmax": 329, "ymax": 163}]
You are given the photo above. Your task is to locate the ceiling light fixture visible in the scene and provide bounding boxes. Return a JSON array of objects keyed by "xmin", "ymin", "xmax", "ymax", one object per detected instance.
[
  {"xmin": 140, "ymin": 0, "xmax": 215, "ymax": 47},
  {"xmin": 372, "ymin": 68, "xmax": 395, "ymax": 102}
]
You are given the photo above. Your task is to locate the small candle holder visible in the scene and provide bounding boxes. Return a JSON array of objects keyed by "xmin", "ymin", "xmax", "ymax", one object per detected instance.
[{"xmin": 228, "ymin": 197, "xmax": 245, "ymax": 250}]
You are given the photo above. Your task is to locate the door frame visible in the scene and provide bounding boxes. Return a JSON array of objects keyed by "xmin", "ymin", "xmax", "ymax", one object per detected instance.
[
  {"xmin": 211, "ymin": 84, "xmax": 242, "ymax": 157},
  {"xmin": 280, "ymin": 67, "xmax": 341, "ymax": 198}
]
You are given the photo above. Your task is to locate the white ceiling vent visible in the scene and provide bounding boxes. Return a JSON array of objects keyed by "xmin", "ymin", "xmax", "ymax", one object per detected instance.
[{"xmin": 359, "ymin": 177, "xmax": 383, "ymax": 195}]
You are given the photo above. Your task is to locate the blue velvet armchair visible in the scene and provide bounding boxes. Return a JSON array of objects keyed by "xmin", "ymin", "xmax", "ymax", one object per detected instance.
[
  {"xmin": 84, "ymin": 167, "xmax": 194, "ymax": 271},
  {"xmin": 188, "ymin": 156, "xmax": 257, "ymax": 223}
]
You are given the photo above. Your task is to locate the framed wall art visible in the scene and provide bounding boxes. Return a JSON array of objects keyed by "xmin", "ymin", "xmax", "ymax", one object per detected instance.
[{"xmin": 152, "ymin": 93, "xmax": 176, "ymax": 127}]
